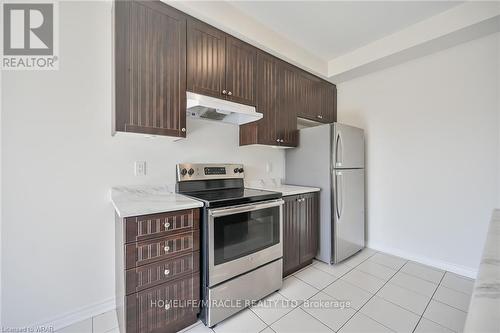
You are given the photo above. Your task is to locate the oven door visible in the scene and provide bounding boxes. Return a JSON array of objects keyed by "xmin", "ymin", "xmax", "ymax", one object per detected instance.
[{"xmin": 208, "ymin": 199, "xmax": 283, "ymax": 287}]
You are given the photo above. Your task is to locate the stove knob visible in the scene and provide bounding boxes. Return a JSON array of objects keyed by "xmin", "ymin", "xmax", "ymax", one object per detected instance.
[
  {"xmin": 180, "ymin": 168, "xmax": 187, "ymax": 176},
  {"xmin": 238, "ymin": 168, "xmax": 244, "ymax": 173},
  {"xmin": 188, "ymin": 168, "xmax": 195, "ymax": 176},
  {"xmin": 234, "ymin": 168, "xmax": 239, "ymax": 173}
]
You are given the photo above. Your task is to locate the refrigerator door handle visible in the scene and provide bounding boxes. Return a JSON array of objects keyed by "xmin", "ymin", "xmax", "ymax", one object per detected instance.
[
  {"xmin": 335, "ymin": 132, "xmax": 343, "ymax": 167},
  {"xmin": 335, "ymin": 171, "xmax": 343, "ymax": 220}
]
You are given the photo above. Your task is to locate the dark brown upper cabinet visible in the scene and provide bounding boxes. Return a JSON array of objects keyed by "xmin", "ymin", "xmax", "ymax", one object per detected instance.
[
  {"xmin": 240, "ymin": 53, "xmax": 337, "ymax": 148},
  {"xmin": 186, "ymin": 19, "xmax": 226, "ymax": 100},
  {"xmin": 114, "ymin": 1, "xmax": 334, "ymax": 141},
  {"xmin": 279, "ymin": 63, "xmax": 299, "ymax": 147},
  {"xmin": 187, "ymin": 19, "xmax": 257, "ymax": 106},
  {"xmin": 296, "ymin": 72, "xmax": 336, "ymax": 124},
  {"xmin": 225, "ymin": 36, "xmax": 257, "ymax": 106},
  {"xmin": 114, "ymin": 1, "xmax": 187, "ymax": 138},
  {"xmin": 240, "ymin": 52, "xmax": 298, "ymax": 147},
  {"xmin": 240, "ymin": 52, "xmax": 279, "ymax": 145}
]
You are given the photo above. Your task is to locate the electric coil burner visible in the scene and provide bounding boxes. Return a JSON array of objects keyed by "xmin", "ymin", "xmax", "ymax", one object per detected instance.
[{"xmin": 176, "ymin": 163, "xmax": 283, "ymax": 327}]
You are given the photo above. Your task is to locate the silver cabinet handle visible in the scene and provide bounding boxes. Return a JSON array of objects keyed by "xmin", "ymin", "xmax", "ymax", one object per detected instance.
[
  {"xmin": 280, "ymin": 139, "xmax": 284, "ymax": 143},
  {"xmin": 164, "ymin": 222, "xmax": 170, "ymax": 229},
  {"xmin": 276, "ymin": 139, "xmax": 280, "ymax": 143},
  {"xmin": 164, "ymin": 269, "xmax": 170, "ymax": 276},
  {"xmin": 181, "ymin": 127, "xmax": 186, "ymax": 133},
  {"xmin": 228, "ymin": 91, "xmax": 232, "ymax": 96},
  {"xmin": 222, "ymin": 90, "xmax": 227, "ymax": 95},
  {"xmin": 164, "ymin": 245, "xmax": 170, "ymax": 252},
  {"xmin": 317, "ymin": 115, "xmax": 323, "ymax": 119}
]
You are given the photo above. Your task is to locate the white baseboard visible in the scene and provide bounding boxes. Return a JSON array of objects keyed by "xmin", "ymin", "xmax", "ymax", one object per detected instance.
[
  {"xmin": 367, "ymin": 242, "xmax": 478, "ymax": 279},
  {"xmin": 34, "ymin": 297, "xmax": 116, "ymax": 331}
]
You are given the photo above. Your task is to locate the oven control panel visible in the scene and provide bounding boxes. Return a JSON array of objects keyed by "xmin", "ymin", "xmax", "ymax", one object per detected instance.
[
  {"xmin": 204, "ymin": 167, "xmax": 226, "ymax": 175},
  {"xmin": 177, "ymin": 163, "xmax": 244, "ymax": 181}
]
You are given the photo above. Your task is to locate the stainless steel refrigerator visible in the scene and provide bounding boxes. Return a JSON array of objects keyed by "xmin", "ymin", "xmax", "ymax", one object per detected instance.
[{"xmin": 286, "ymin": 122, "xmax": 365, "ymax": 264}]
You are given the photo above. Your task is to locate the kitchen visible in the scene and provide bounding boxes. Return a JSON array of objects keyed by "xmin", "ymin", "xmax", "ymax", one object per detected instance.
[{"xmin": 1, "ymin": 1, "xmax": 499, "ymax": 333}]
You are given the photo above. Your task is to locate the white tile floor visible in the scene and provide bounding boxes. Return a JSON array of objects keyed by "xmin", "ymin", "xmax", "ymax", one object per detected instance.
[{"xmin": 58, "ymin": 249, "xmax": 474, "ymax": 333}]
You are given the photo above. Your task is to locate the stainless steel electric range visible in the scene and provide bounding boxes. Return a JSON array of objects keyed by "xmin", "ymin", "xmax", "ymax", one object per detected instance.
[{"xmin": 176, "ymin": 163, "xmax": 284, "ymax": 327}]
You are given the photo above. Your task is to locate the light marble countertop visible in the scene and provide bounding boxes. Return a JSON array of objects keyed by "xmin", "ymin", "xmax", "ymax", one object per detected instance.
[
  {"xmin": 464, "ymin": 209, "xmax": 500, "ymax": 332},
  {"xmin": 246, "ymin": 179, "xmax": 320, "ymax": 197},
  {"xmin": 110, "ymin": 185, "xmax": 203, "ymax": 218}
]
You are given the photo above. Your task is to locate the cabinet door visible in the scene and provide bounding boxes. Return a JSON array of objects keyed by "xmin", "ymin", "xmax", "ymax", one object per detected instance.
[
  {"xmin": 296, "ymin": 72, "xmax": 319, "ymax": 121},
  {"xmin": 240, "ymin": 52, "xmax": 279, "ymax": 146},
  {"xmin": 115, "ymin": 1, "xmax": 187, "ymax": 137},
  {"xmin": 186, "ymin": 19, "xmax": 226, "ymax": 99},
  {"xmin": 319, "ymin": 82, "xmax": 336, "ymax": 123},
  {"xmin": 279, "ymin": 64, "xmax": 299, "ymax": 147},
  {"xmin": 225, "ymin": 36, "xmax": 257, "ymax": 106},
  {"xmin": 282, "ymin": 195, "xmax": 301, "ymax": 276},
  {"xmin": 300, "ymin": 192, "xmax": 319, "ymax": 263}
]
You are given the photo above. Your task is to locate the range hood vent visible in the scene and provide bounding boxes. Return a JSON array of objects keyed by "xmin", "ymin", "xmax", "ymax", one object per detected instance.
[{"xmin": 186, "ymin": 92, "xmax": 263, "ymax": 125}]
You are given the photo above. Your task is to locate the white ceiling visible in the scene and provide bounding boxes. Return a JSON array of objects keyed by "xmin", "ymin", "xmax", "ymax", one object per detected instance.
[{"xmin": 227, "ymin": 1, "xmax": 462, "ymax": 60}]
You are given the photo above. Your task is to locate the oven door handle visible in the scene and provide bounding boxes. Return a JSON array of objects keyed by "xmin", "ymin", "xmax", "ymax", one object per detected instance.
[{"xmin": 208, "ymin": 199, "xmax": 284, "ymax": 217}]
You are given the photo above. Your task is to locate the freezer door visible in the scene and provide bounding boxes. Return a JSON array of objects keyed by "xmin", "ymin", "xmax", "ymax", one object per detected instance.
[
  {"xmin": 333, "ymin": 169, "xmax": 365, "ymax": 263},
  {"xmin": 333, "ymin": 123, "xmax": 364, "ymax": 169}
]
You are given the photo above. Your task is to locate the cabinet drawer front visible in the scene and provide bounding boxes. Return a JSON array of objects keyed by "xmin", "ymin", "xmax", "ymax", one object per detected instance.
[
  {"xmin": 126, "ymin": 275, "xmax": 200, "ymax": 333},
  {"xmin": 125, "ymin": 209, "xmax": 199, "ymax": 243},
  {"xmin": 126, "ymin": 251, "xmax": 200, "ymax": 294},
  {"xmin": 126, "ymin": 231, "xmax": 200, "ymax": 269}
]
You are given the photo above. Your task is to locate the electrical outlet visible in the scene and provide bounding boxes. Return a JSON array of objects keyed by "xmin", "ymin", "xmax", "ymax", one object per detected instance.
[{"xmin": 134, "ymin": 161, "xmax": 147, "ymax": 176}]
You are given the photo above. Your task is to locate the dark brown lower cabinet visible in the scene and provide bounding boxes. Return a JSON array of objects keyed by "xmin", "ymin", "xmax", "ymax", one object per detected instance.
[
  {"xmin": 125, "ymin": 275, "xmax": 199, "ymax": 333},
  {"xmin": 283, "ymin": 192, "xmax": 319, "ymax": 277},
  {"xmin": 116, "ymin": 209, "xmax": 200, "ymax": 333}
]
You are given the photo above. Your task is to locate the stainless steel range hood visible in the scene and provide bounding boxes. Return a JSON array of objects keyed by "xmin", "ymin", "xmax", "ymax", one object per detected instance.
[{"xmin": 186, "ymin": 92, "xmax": 263, "ymax": 125}]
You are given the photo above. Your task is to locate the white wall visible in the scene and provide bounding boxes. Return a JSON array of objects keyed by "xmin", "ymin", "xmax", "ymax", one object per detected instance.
[
  {"xmin": 0, "ymin": 54, "xmax": 3, "ymax": 328},
  {"xmin": 1, "ymin": 1, "xmax": 284, "ymax": 328},
  {"xmin": 338, "ymin": 33, "xmax": 500, "ymax": 277},
  {"xmin": 498, "ymin": 38, "xmax": 500, "ymax": 209}
]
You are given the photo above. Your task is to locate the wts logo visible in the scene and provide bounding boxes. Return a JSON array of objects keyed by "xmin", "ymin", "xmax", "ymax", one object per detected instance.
[{"xmin": 2, "ymin": 2, "xmax": 58, "ymax": 70}]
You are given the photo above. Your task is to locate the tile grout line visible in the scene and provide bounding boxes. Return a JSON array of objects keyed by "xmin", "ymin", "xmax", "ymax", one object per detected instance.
[
  {"xmin": 431, "ymin": 298, "xmax": 468, "ymax": 314},
  {"xmin": 296, "ymin": 306, "xmax": 336, "ymax": 332},
  {"xmin": 411, "ymin": 270, "xmax": 447, "ymax": 333},
  {"xmin": 293, "ymin": 267, "xmax": 340, "ymax": 290},
  {"xmin": 313, "ymin": 250, "xmax": 379, "ymax": 290},
  {"xmin": 335, "ymin": 260, "xmax": 410, "ymax": 333}
]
